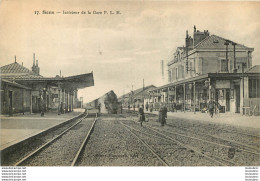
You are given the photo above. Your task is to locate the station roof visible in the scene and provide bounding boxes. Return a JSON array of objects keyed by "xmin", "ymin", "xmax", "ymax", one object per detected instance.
[
  {"xmin": 149, "ymin": 72, "xmax": 260, "ymax": 92},
  {"xmin": 3, "ymin": 73, "xmax": 95, "ymax": 90},
  {"xmin": 0, "ymin": 62, "xmax": 36, "ymax": 74},
  {"xmin": 1, "ymin": 79, "xmax": 31, "ymax": 90},
  {"xmin": 119, "ymin": 85, "xmax": 156, "ymax": 100},
  {"xmin": 62, "ymin": 73, "xmax": 94, "ymax": 90},
  {"xmin": 1, "ymin": 62, "xmax": 94, "ymax": 90},
  {"xmin": 194, "ymin": 35, "xmax": 254, "ymax": 51}
]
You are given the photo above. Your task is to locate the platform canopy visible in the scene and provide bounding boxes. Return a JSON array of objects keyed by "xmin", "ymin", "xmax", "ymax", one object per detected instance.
[
  {"xmin": 7, "ymin": 73, "xmax": 95, "ymax": 91},
  {"xmin": 62, "ymin": 73, "xmax": 94, "ymax": 90},
  {"xmin": 1, "ymin": 62, "xmax": 95, "ymax": 91}
]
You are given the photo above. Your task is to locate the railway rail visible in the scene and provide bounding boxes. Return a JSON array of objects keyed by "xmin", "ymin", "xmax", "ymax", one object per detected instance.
[
  {"xmin": 120, "ymin": 113, "xmax": 259, "ymax": 166},
  {"xmin": 123, "ymin": 111, "xmax": 259, "ymax": 152},
  {"xmin": 119, "ymin": 121, "xmax": 169, "ymax": 166},
  {"xmin": 164, "ymin": 123, "xmax": 260, "ymax": 155},
  {"xmin": 14, "ymin": 113, "xmax": 98, "ymax": 166},
  {"xmin": 124, "ymin": 110, "xmax": 259, "ymax": 139},
  {"xmin": 119, "ymin": 119, "xmax": 230, "ymax": 166}
]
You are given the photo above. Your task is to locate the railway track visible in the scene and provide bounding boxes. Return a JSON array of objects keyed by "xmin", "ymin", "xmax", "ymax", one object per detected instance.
[
  {"xmin": 126, "ymin": 110, "xmax": 259, "ymax": 139},
  {"xmin": 14, "ymin": 113, "xmax": 98, "ymax": 166},
  {"xmin": 145, "ymin": 112, "xmax": 260, "ymax": 139},
  {"xmin": 123, "ymin": 112, "xmax": 259, "ymax": 153},
  {"xmin": 120, "ymin": 114, "xmax": 259, "ymax": 166},
  {"xmin": 163, "ymin": 123, "xmax": 260, "ymax": 155},
  {"xmin": 119, "ymin": 121, "xmax": 169, "ymax": 166},
  {"xmin": 119, "ymin": 119, "xmax": 230, "ymax": 166}
]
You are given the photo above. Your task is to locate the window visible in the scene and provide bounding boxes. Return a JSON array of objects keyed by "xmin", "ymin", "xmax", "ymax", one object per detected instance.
[
  {"xmin": 249, "ymin": 79, "xmax": 260, "ymax": 98},
  {"xmin": 221, "ymin": 59, "xmax": 228, "ymax": 72}
]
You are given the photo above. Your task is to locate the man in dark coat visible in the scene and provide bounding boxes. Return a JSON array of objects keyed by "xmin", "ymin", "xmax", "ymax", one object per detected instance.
[
  {"xmin": 40, "ymin": 94, "xmax": 45, "ymax": 117},
  {"xmin": 208, "ymin": 100, "xmax": 215, "ymax": 118},
  {"xmin": 138, "ymin": 105, "xmax": 145, "ymax": 126},
  {"xmin": 149, "ymin": 103, "xmax": 153, "ymax": 112},
  {"xmin": 159, "ymin": 104, "xmax": 167, "ymax": 126}
]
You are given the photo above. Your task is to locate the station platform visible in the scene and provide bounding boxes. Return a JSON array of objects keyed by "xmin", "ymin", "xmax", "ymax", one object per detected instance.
[
  {"xmin": 132, "ymin": 109, "xmax": 260, "ymax": 130},
  {"xmin": 0, "ymin": 109, "xmax": 85, "ymax": 151}
]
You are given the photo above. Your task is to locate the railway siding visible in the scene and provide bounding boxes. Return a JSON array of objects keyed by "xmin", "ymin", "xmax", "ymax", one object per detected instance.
[{"xmin": 19, "ymin": 117, "xmax": 96, "ymax": 166}]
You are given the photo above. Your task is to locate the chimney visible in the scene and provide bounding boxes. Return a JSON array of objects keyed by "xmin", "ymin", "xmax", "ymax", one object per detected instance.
[
  {"xmin": 35, "ymin": 60, "xmax": 40, "ymax": 75},
  {"xmin": 193, "ymin": 27, "xmax": 210, "ymax": 47},
  {"xmin": 33, "ymin": 53, "xmax": 35, "ymax": 65},
  {"xmin": 32, "ymin": 53, "xmax": 35, "ymax": 73},
  {"xmin": 15, "ymin": 55, "xmax": 16, "ymax": 63},
  {"xmin": 32, "ymin": 53, "xmax": 40, "ymax": 75},
  {"xmin": 185, "ymin": 30, "xmax": 193, "ymax": 48}
]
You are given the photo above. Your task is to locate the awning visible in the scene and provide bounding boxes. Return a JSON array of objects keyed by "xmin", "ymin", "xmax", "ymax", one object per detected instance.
[
  {"xmin": 1, "ymin": 79, "xmax": 31, "ymax": 90},
  {"xmin": 62, "ymin": 73, "xmax": 94, "ymax": 90}
]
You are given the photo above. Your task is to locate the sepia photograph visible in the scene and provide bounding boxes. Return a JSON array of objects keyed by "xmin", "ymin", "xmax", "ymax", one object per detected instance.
[{"xmin": 0, "ymin": 0, "xmax": 259, "ymax": 180}]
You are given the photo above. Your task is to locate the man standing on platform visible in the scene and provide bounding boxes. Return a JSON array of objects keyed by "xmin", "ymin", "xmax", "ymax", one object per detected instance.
[{"xmin": 40, "ymin": 91, "xmax": 45, "ymax": 117}]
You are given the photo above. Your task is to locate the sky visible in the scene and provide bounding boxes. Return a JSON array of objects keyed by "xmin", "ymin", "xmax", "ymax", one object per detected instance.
[{"xmin": 0, "ymin": 1, "xmax": 260, "ymax": 103}]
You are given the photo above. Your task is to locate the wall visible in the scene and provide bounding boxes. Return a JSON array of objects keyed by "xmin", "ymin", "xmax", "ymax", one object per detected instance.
[{"xmin": 1, "ymin": 84, "xmax": 31, "ymax": 114}]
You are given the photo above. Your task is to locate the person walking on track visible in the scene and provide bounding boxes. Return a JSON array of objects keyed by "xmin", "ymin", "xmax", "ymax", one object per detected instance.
[
  {"xmin": 138, "ymin": 105, "xmax": 145, "ymax": 127},
  {"xmin": 208, "ymin": 100, "xmax": 218, "ymax": 118},
  {"xmin": 159, "ymin": 104, "xmax": 167, "ymax": 126}
]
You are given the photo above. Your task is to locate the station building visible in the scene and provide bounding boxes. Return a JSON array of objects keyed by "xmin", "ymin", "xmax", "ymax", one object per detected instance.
[
  {"xmin": 149, "ymin": 27, "xmax": 260, "ymax": 115},
  {"xmin": 0, "ymin": 54, "xmax": 94, "ymax": 115},
  {"xmin": 118, "ymin": 85, "xmax": 157, "ymax": 108}
]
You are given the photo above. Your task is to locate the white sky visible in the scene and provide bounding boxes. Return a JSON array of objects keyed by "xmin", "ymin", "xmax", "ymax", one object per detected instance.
[{"xmin": 0, "ymin": 1, "xmax": 259, "ymax": 103}]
